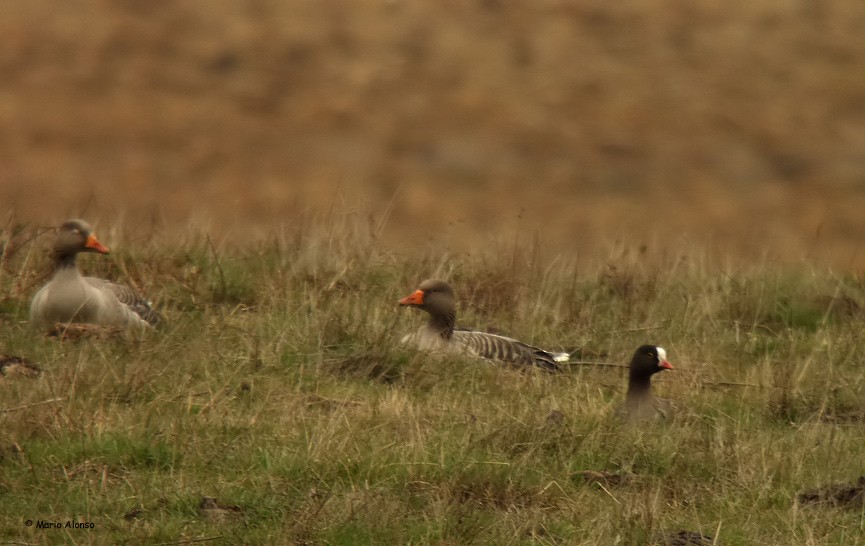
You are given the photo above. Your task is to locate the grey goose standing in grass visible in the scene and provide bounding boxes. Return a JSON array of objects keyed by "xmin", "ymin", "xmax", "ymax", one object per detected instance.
[
  {"xmin": 624, "ymin": 344, "xmax": 674, "ymax": 420},
  {"xmin": 30, "ymin": 219, "xmax": 162, "ymax": 331},
  {"xmin": 398, "ymin": 279, "xmax": 569, "ymax": 372}
]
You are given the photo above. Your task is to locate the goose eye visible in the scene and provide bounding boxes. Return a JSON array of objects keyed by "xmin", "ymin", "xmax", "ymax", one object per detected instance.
[{"xmin": 647, "ymin": 352, "xmax": 654, "ymax": 358}]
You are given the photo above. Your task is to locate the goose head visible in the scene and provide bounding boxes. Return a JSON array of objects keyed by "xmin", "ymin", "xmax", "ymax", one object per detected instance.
[
  {"xmin": 629, "ymin": 344, "xmax": 673, "ymax": 381},
  {"xmin": 52, "ymin": 219, "xmax": 110, "ymax": 260},
  {"xmin": 398, "ymin": 279, "xmax": 456, "ymax": 318}
]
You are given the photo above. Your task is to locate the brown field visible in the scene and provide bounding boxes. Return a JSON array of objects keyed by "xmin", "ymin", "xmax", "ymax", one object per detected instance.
[{"xmin": 2, "ymin": 0, "xmax": 865, "ymax": 265}]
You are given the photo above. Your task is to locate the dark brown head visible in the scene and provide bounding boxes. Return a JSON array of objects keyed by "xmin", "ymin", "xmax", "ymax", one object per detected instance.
[
  {"xmin": 398, "ymin": 279, "xmax": 456, "ymax": 315},
  {"xmin": 629, "ymin": 344, "xmax": 673, "ymax": 380},
  {"xmin": 52, "ymin": 219, "xmax": 110, "ymax": 263},
  {"xmin": 398, "ymin": 279, "xmax": 458, "ymax": 337},
  {"xmin": 625, "ymin": 345, "xmax": 673, "ymax": 419}
]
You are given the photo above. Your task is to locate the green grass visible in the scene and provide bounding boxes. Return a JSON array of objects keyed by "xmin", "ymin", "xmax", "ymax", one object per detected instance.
[{"xmin": 1, "ymin": 223, "xmax": 865, "ymax": 544}]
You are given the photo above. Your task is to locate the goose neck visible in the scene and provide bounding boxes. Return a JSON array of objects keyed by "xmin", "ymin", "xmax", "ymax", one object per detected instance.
[{"xmin": 428, "ymin": 310, "xmax": 455, "ymax": 340}]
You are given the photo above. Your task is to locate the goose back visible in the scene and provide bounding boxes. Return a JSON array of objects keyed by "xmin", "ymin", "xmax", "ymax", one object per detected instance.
[{"xmin": 452, "ymin": 329, "xmax": 565, "ymax": 372}]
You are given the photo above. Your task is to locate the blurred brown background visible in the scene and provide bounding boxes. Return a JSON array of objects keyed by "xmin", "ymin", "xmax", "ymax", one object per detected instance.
[{"xmin": 2, "ymin": 0, "xmax": 865, "ymax": 264}]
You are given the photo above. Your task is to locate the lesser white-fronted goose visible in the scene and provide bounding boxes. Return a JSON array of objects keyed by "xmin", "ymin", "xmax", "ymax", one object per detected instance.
[
  {"xmin": 30, "ymin": 219, "xmax": 162, "ymax": 330},
  {"xmin": 625, "ymin": 344, "xmax": 674, "ymax": 420},
  {"xmin": 398, "ymin": 279, "xmax": 569, "ymax": 372}
]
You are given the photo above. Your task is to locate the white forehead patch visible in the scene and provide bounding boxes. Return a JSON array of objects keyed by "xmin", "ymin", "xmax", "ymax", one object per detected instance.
[{"xmin": 656, "ymin": 347, "xmax": 667, "ymax": 361}]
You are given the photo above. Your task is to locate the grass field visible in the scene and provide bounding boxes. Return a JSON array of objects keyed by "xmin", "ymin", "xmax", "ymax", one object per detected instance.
[
  {"xmin": 3, "ymin": 1, "xmax": 865, "ymax": 542},
  {"xmin": 1, "ymin": 219, "xmax": 864, "ymax": 545}
]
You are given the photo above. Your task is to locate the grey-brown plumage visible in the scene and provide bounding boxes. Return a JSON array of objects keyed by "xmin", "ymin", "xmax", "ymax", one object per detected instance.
[
  {"xmin": 30, "ymin": 219, "xmax": 162, "ymax": 330},
  {"xmin": 81, "ymin": 277, "xmax": 163, "ymax": 326},
  {"xmin": 624, "ymin": 344, "xmax": 674, "ymax": 420},
  {"xmin": 398, "ymin": 279, "xmax": 568, "ymax": 372}
]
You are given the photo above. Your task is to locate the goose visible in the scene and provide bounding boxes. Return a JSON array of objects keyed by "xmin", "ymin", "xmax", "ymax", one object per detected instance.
[
  {"xmin": 30, "ymin": 219, "xmax": 162, "ymax": 331},
  {"xmin": 624, "ymin": 344, "xmax": 674, "ymax": 420},
  {"xmin": 398, "ymin": 279, "xmax": 568, "ymax": 372}
]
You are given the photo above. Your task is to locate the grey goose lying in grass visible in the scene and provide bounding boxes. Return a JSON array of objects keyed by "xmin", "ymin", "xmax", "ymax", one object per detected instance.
[
  {"xmin": 398, "ymin": 279, "xmax": 569, "ymax": 372},
  {"xmin": 624, "ymin": 344, "xmax": 674, "ymax": 420},
  {"xmin": 30, "ymin": 219, "xmax": 162, "ymax": 331}
]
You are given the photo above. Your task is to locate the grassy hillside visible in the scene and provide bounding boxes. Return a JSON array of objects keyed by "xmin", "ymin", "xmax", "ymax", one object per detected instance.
[{"xmin": 1, "ymin": 220, "xmax": 864, "ymax": 544}]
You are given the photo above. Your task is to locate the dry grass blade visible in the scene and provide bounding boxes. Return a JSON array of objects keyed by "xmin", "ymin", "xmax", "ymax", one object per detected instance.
[{"xmin": 1, "ymin": 398, "xmax": 64, "ymax": 413}]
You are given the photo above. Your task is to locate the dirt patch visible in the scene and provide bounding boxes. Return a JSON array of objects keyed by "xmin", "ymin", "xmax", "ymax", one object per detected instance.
[
  {"xmin": 576, "ymin": 470, "xmax": 638, "ymax": 487},
  {"xmin": 0, "ymin": 355, "xmax": 40, "ymax": 378},
  {"xmin": 654, "ymin": 530, "xmax": 717, "ymax": 546},
  {"xmin": 798, "ymin": 476, "xmax": 865, "ymax": 508},
  {"xmin": 47, "ymin": 323, "xmax": 125, "ymax": 341},
  {"xmin": 198, "ymin": 496, "xmax": 244, "ymax": 522},
  {"xmin": 327, "ymin": 353, "xmax": 405, "ymax": 384}
]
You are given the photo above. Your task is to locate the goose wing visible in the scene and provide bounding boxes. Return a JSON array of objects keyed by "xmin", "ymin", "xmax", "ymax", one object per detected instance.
[
  {"xmin": 451, "ymin": 329, "xmax": 565, "ymax": 372},
  {"xmin": 84, "ymin": 277, "xmax": 163, "ymax": 326}
]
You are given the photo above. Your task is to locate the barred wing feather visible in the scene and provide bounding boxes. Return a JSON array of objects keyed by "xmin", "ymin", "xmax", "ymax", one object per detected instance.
[
  {"xmin": 84, "ymin": 277, "xmax": 163, "ymax": 326},
  {"xmin": 451, "ymin": 329, "xmax": 565, "ymax": 372}
]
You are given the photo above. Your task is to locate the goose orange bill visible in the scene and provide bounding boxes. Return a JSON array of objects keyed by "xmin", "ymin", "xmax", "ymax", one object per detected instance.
[
  {"xmin": 85, "ymin": 233, "xmax": 110, "ymax": 254},
  {"xmin": 399, "ymin": 289, "xmax": 425, "ymax": 306},
  {"xmin": 660, "ymin": 359, "xmax": 673, "ymax": 370}
]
